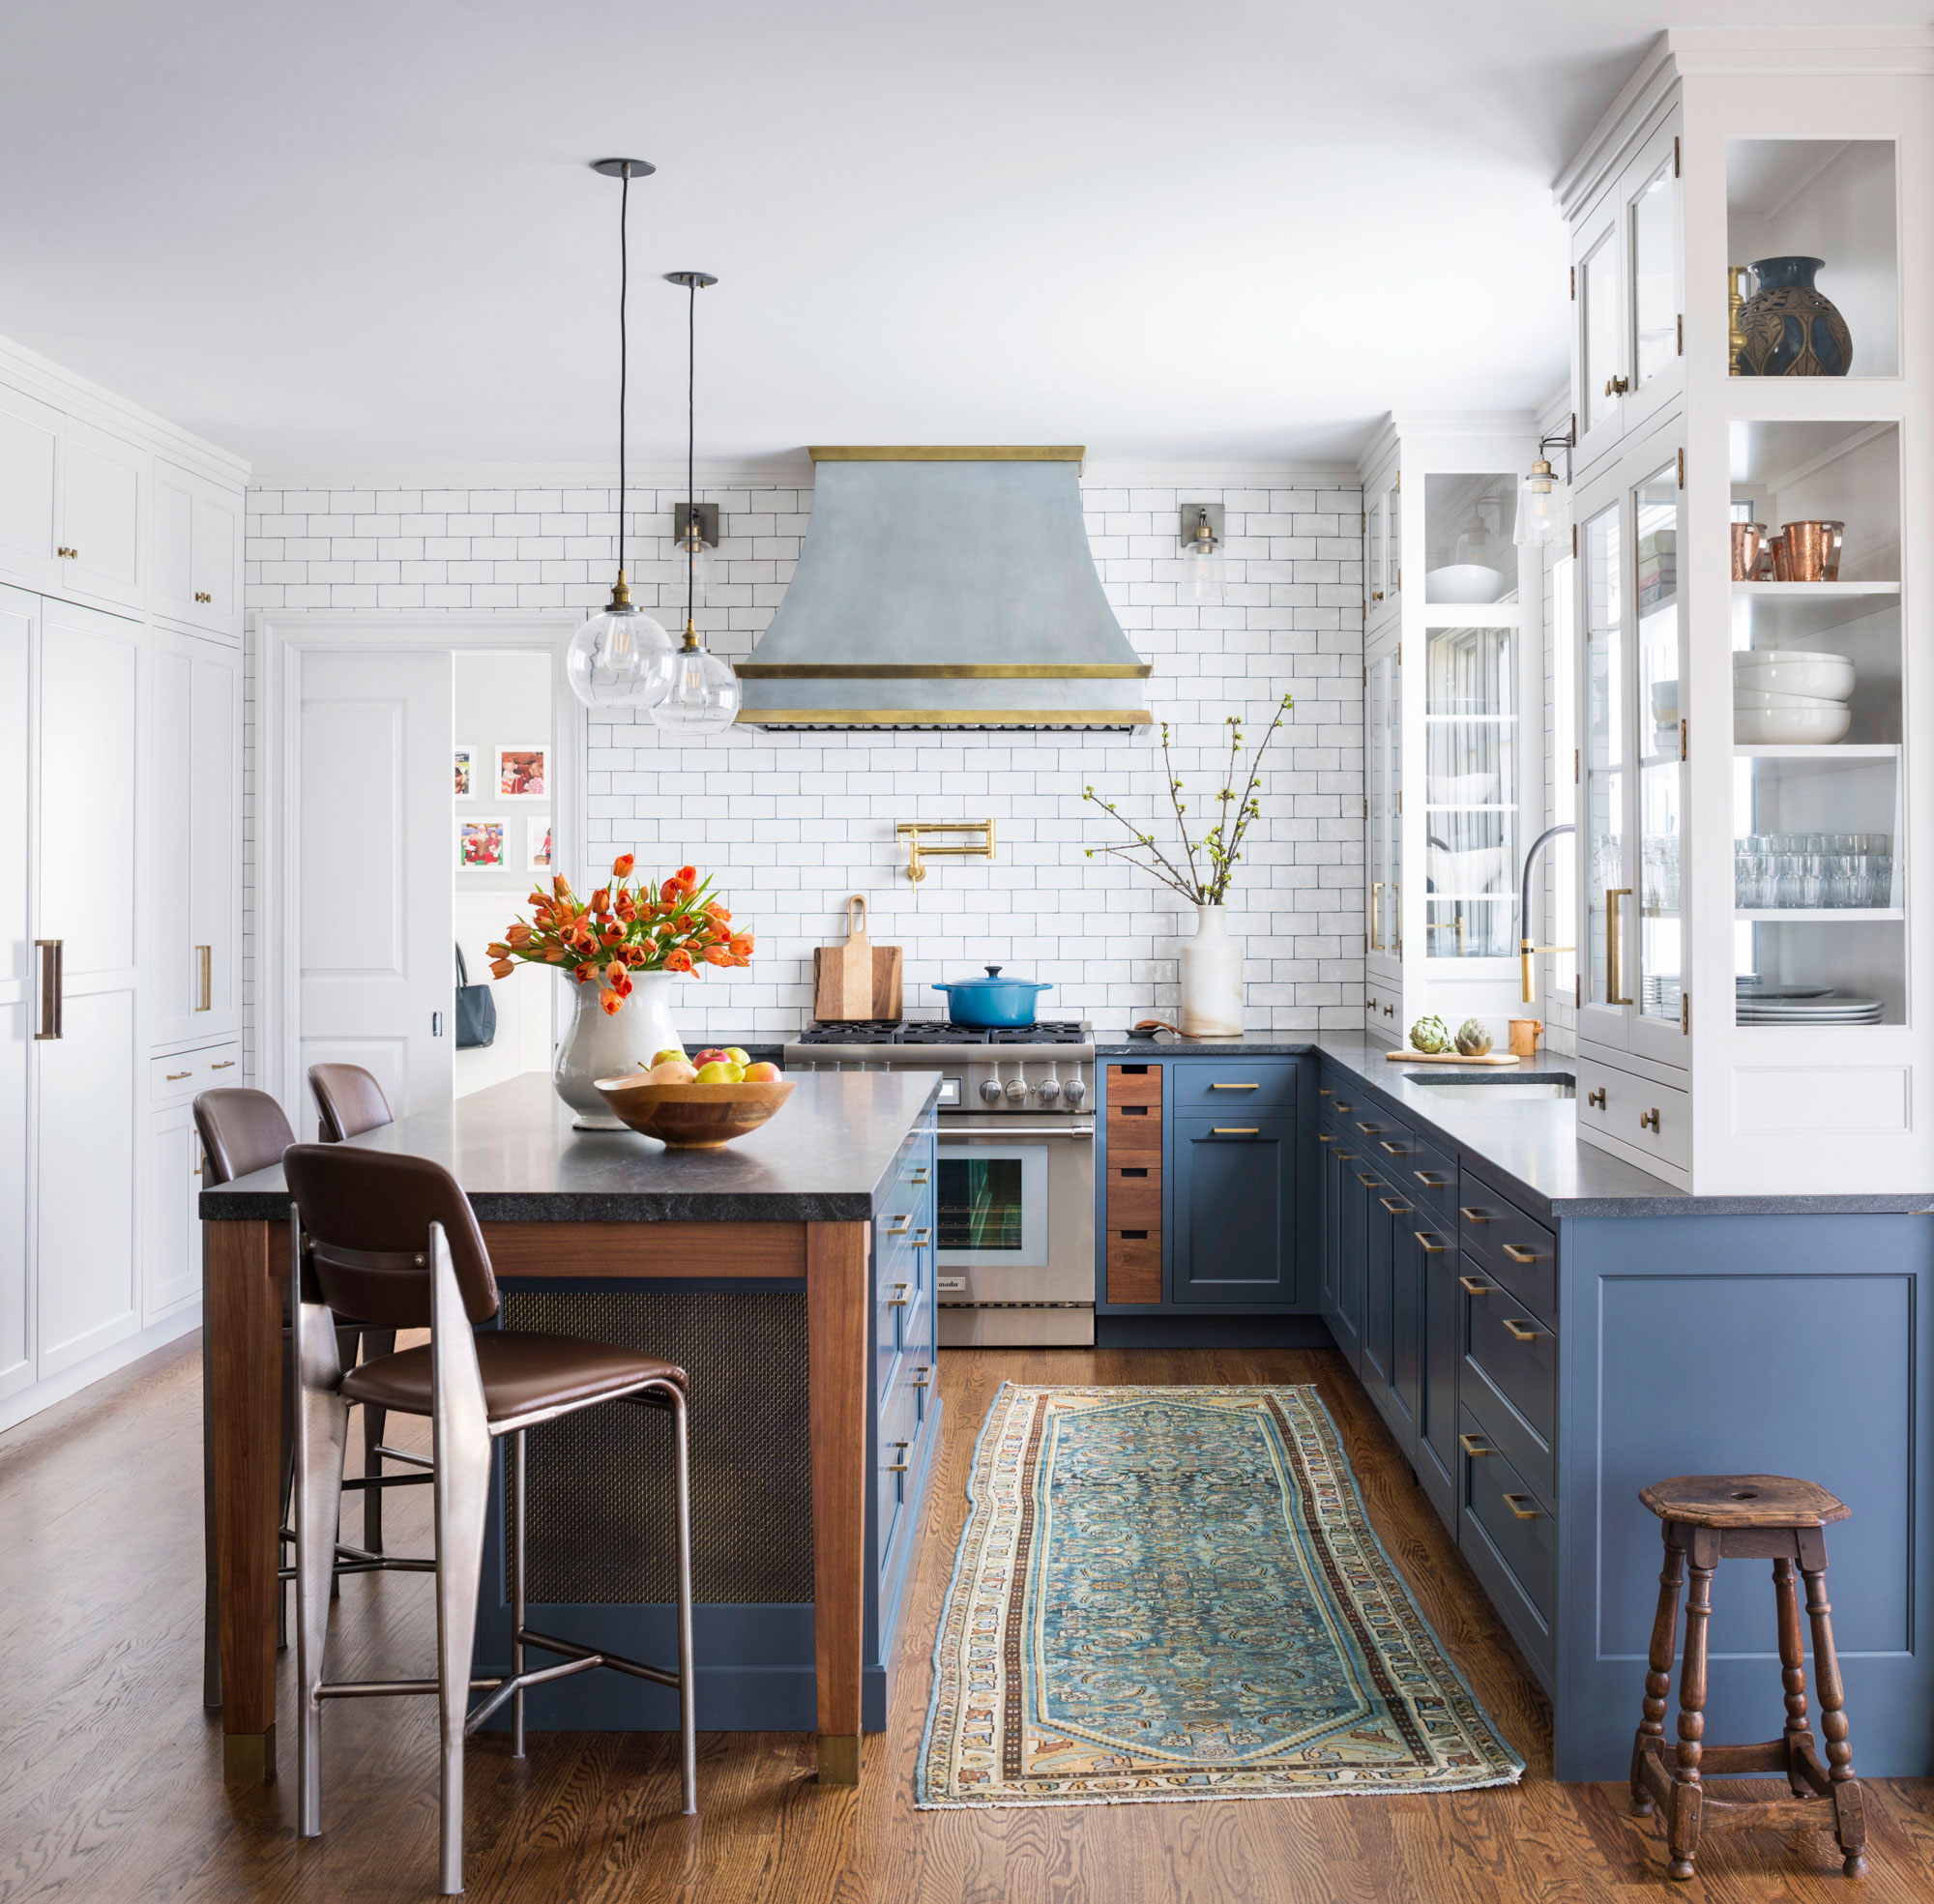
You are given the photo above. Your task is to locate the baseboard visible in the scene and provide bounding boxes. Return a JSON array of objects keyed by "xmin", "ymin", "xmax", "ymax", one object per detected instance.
[
  {"xmin": 1094, "ymin": 1313, "xmax": 1334, "ymax": 1349},
  {"xmin": 0, "ymin": 1306, "xmax": 202, "ymax": 1437}
]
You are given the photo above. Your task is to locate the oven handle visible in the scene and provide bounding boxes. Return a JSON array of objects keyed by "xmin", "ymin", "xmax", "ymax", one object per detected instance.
[{"xmin": 938, "ymin": 1125, "xmax": 1095, "ymax": 1139}]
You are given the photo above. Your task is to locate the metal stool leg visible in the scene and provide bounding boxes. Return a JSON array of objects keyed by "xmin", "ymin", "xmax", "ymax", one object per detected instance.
[
  {"xmin": 293, "ymin": 1291, "xmax": 350, "ymax": 1839},
  {"xmin": 667, "ymin": 1384, "xmax": 697, "ymax": 1814},
  {"xmin": 511, "ymin": 1429, "xmax": 527, "ymax": 1760},
  {"xmin": 360, "ymin": 1327, "xmax": 396, "ymax": 1551}
]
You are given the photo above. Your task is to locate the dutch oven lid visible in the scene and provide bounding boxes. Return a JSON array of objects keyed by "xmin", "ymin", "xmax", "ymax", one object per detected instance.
[{"xmin": 931, "ymin": 964, "xmax": 1053, "ymax": 993}]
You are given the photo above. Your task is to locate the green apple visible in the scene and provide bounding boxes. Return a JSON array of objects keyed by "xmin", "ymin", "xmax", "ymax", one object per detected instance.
[{"xmin": 650, "ymin": 1046, "xmax": 687, "ymax": 1069}]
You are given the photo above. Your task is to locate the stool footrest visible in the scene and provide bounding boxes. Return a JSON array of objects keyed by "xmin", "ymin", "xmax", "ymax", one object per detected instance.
[{"xmin": 518, "ymin": 1624, "xmax": 682, "ymax": 1692}]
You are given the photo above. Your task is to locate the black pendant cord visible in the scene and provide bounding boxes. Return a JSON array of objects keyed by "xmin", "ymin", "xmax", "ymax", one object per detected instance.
[
  {"xmin": 686, "ymin": 275, "xmax": 696, "ymax": 641},
  {"xmin": 617, "ymin": 163, "xmax": 629, "ymax": 588}
]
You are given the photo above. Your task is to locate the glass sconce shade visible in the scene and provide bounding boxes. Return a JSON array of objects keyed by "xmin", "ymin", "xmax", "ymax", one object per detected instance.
[
  {"xmin": 567, "ymin": 594, "xmax": 675, "ymax": 709},
  {"xmin": 1513, "ymin": 459, "xmax": 1569, "ymax": 547},
  {"xmin": 1179, "ymin": 507, "xmax": 1224, "ymax": 604},
  {"xmin": 681, "ymin": 531, "xmax": 714, "ymax": 605},
  {"xmin": 651, "ymin": 631, "xmax": 741, "ymax": 735}
]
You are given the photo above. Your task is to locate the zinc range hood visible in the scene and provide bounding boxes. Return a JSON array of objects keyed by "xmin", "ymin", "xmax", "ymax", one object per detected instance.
[{"xmin": 736, "ymin": 447, "xmax": 1151, "ymax": 729}]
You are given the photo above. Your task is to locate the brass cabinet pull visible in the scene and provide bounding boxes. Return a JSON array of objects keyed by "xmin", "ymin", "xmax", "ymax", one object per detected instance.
[
  {"xmin": 912, "ymin": 1228, "xmax": 930, "ymax": 1246},
  {"xmin": 909, "ymin": 1168, "xmax": 929, "ymax": 1184},
  {"xmin": 1459, "ymin": 1205, "xmax": 1489, "ymax": 1224},
  {"xmin": 1209, "ymin": 1081, "xmax": 1259, "ymax": 1091},
  {"xmin": 1606, "ymin": 888, "xmax": 1632, "ymax": 1005},
  {"xmin": 1458, "ymin": 1274, "xmax": 1492, "ymax": 1297},
  {"xmin": 1459, "ymin": 1433, "xmax": 1493, "ymax": 1457},
  {"xmin": 912, "ymin": 1367, "xmax": 932, "ymax": 1390},
  {"xmin": 1413, "ymin": 1169, "xmax": 1451, "ymax": 1187},
  {"xmin": 1588, "ymin": 1087, "xmax": 1606, "ymax": 1109},
  {"xmin": 1380, "ymin": 1140, "xmax": 1407, "ymax": 1156},
  {"xmin": 165, "ymin": 1069, "xmax": 192, "ymax": 1081},
  {"xmin": 888, "ymin": 1283, "xmax": 910, "ymax": 1307},
  {"xmin": 887, "ymin": 1214, "xmax": 912, "ymax": 1234},
  {"xmin": 1213, "ymin": 1128, "xmax": 1261, "ymax": 1136},
  {"xmin": 1369, "ymin": 880, "xmax": 1383, "ymax": 949},
  {"xmin": 1379, "ymin": 1196, "xmax": 1410, "ymax": 1216},
  {"xmin": 211, "ymin": 1060, "xmax": 236, "ymax": 1069},
  {"xmin": 887, "ymin": 1442, "xmax": 911, "ymax": 1475},
  {"xmin": 1502, "ymin": 1318, "xmax": 1540, "ymax": 1343},
  {"xmin": 1354, "ymin": 1121, "xmax": 1381, "ymax": 1134},
  {"xmin": 1501, "ymin": 1244, "xmax": 1539, "ymax": 1265},
  {"xmin": 1318, "ymin": 1088, "xmax": 1333, "ymax": 1097},
  {"xmin": 1333, "ymin": 1103, "xmax": 1355, "ymax": 1115},
  {"xmin": 1317, "ymin": 1132, "xmax": 1333, "ymax": 1145},
  {"xmin": 1503, "ymin": 1493, "xmax": 1542, "ymax": 1521},
  {"xmin": 1357, "ymin": 1172, "xmax": 1378, "ymax": 1187},
  {"xmin": 1414, "ymin": 1232, "xmax": 1448, "ymax": 1254},
  {"xmin": 34, "ymin": 939, "xmax": 63, "ymax": 1040},
  {"xmin": 1639, "ymin": 1107, "xmax": 1661, "ymax": 1133},
  {"xmin": 196, "ymin": 944, "xmax": 212, "ymax": 1011}
]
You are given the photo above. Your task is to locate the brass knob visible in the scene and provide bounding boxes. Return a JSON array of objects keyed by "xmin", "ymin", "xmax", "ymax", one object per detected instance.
[
  {"xmin": 1605, "ymin": 375, "xmax": 1629, "ymax": 396},
  {"xmin": 194, "ymin": 591, "xmax": 214, "ymax": 603},
  {"xmin": 1370, "ymin": 590, "xmax": 1384, "ymax": 602},
  {"xmin": 1639, "ymin": 1107, "xmax": 1661, "ymax": 1133},
  {"xmin": 1588, "ymin": 1088, "xmax": 1606, "ymax": 1109},
  {"xmin": 57, "ymin": 545, "xmax": 77, "ymax": 558}
]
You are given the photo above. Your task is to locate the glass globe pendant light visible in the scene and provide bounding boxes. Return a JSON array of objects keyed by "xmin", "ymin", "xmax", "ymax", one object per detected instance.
[
  {"xmin": 653, "ymin": 270, "xmax": 741, "ymax": 736},
  {"xmin": 568, "ymin": 159, "xmax": 673, "ymax": 711}
]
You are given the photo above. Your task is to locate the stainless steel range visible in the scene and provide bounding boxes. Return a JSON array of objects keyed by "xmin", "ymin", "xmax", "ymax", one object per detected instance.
[{"xmin": 781, "ymin": 1020, "xmax": 1096, "ymax": 1346}]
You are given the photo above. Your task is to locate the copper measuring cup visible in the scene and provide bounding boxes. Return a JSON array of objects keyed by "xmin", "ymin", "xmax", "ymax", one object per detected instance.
[
  {"xmin": 1780, "ymin": 519, "xmax": 1845, "ymax": 582},
  {"xmin": 1731, "ymin": 521, "xmax": 1767, "ymax": 582}
]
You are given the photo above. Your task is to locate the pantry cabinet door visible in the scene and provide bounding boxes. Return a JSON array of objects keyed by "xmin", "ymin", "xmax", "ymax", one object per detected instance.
[
  {"xmin": 1171, "ymin": 1113, "xmax": 1296, "ymax": 1305},
  {"xmin": 0, "ymin": 385, "xmax": 63, "ymax": 592},
  {"xmin": 0, "ymin": 591, "xmax": 32, "ymax": 1403},
  {"xmin": 154, "ymin": 460, "xmax": 197, "ymax": 626},
  {"xmin": 62, "ymin": 420, "xmax": 146, "ymax": 611}
]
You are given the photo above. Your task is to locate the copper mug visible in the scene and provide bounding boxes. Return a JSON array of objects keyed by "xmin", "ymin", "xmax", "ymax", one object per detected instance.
[
  {"xmin": 1780, "ymin": 519, "xmax": 1845, "ymax": 582},
  {"xmin": 1508, "ymin": 1017, "xmax": 1542, "ymax": 1058},
  {"xmin": 1731, "ymin": 521, "xmax": 1767, "ymax": 581}
]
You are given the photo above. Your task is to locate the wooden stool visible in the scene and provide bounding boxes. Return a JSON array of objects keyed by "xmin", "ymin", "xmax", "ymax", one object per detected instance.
[{"xmin": 1630, "ymin": 1474, "xmax": 1866, "ymax": 1883}]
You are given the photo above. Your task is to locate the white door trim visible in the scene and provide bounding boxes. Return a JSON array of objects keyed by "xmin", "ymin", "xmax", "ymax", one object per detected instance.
[{"xmin": 256, "ymin": 613, "xmax": 584, "ymax": 1123}]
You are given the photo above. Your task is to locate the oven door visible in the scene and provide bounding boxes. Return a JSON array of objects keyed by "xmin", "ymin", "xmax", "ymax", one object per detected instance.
[{"xmin": 934, "ymin": 1121, "xmax": 1095, "ymax": 1307}]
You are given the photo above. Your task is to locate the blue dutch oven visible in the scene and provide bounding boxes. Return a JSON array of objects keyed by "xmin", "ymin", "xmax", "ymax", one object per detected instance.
[{"xmin": 931, "ymin": 965, "xmax": 1053, "ymax": 1029}]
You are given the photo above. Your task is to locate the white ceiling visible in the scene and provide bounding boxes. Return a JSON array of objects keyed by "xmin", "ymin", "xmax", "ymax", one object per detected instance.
[{"xmin": 2, "ymin": 1, "xmax": 1926, "ymax": 473}]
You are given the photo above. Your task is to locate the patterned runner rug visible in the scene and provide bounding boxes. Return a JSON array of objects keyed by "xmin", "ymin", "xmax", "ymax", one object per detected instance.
[{"xmin": 916, "ymin": 1383, "xmax": 1524, "ymax": 1807}]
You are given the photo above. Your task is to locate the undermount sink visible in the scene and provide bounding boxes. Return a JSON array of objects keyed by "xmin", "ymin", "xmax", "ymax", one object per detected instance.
[{"xmin": 1404, "ymin": 1073, "xmax": 1576, "ymax": 1101}]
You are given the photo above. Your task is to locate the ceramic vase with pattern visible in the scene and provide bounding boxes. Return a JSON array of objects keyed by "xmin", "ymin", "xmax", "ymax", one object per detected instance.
[
  {"xmin": 1734, "ymin": 256, "xmax": 1852, "ymax": 377},
  {"xmin": 1179, "ymin": 903, "xmax": 1245, "ymax": 1037},
  {"xmin": 552, "ymin": 971, "xmax": 682, "ymax": 1129}
]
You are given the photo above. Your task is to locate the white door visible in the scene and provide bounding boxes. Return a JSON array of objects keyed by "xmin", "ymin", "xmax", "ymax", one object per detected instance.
[
  {"xmin": 62, "ymin": 420, "xmax": 145, "ymax": 611},
  {"xmin": 296, "ymin": 646, "xmax": 454, "ymax": 1128},
  {"xmin": 36, "ymin": 598, "xmax": 142, "ymax": 1374},
  {"xmin": 144, "ymin": 1100, "xmax": 201, "ymax": 1323},
  {"xmin": 191, "ymin": 483, "xmax": 241, "ymax": 636},
  {"xmin": 0, "ymin": 588, "xmax": 33, "ymax": 1401},
  {"xmin": 0, "ymin": 388, "xmax": 62, "ymax": 592},
  {"xmin": 153, "ymin": 460, "xmax": 196, "ymax": 627}
]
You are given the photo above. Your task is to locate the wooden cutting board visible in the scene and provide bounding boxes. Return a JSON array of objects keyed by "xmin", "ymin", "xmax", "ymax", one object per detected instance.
[
  {"xmin": 812, "ymin": 896, "xmax": 902, "ymax": 1020},
  {"xmin": 1385, "ymin": 1047, "xmax": 1520, "ymax": 1066}
]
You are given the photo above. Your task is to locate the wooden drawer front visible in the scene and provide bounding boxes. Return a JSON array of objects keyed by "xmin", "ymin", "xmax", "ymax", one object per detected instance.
[
  {"xmin": 1459, "ymin": 1272, "xmax": 1557, "ymax": 1499},
  {"xmin": 1106, "ymin": 1162, "xmax": 1161, "ymax": 1230},
  {"xmin": 1170, "ymin": 1059, "xmax": 1296, "ymax": 1113},
  {"xmin": 1456, "ymin": 1177, "xmax": 1557, "ymax": 1324},
  {"xmin": 1405, "ymin": 1137, "xmax": 1458, "ymax": 1222},
  {"xmin": 1106, "ymin": 1102, "xmax": 1162, "ymax": 1158},
  {"xmin": 1106, "ymin": 1231, "xmax": 1162, "ymax": 1304},
  {"xmin": 1577, "ymin": 1055, "xmax": 1691, "ymax": 1175},
  {"xmin": 150, "ymin": 1041, "xmax": 242, "ymax": 1102},
  {"xmin": 1107, "ymin": 1062, "xmax": 1163, "ymax": 1105},
  {"xmin": 1460, "ymin": 1407, "xmax": 1556, "ymax": 1634}
]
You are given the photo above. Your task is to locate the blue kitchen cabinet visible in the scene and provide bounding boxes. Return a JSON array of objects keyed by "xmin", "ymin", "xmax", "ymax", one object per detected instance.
[{"xmin": 1170, "ymin": 1111, "xmax": 1297, "ymax": 1304}]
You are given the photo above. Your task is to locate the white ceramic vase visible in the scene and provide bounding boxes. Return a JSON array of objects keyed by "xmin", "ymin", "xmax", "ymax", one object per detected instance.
[
  {"xmin": 551, "ymin": 971, "xmax": 684, "ymax": 1129},
  {"xmin": 1179, "ymin": 902, "xmax": 1245, "ymax": 1037}
]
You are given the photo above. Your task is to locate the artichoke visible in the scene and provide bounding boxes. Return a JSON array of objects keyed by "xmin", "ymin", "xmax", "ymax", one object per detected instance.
[
  {"xmin": 1455, "ymin": 1018, "xmax": 1494, "ymax": 1057},
  {"xmin": 1409, "ymin": 1013, "xmax": 1450, "ymax": 1054}
]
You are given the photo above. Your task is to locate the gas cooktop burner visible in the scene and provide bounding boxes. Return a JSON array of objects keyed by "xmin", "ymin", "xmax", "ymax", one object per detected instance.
[{"xmin": 795, "ymin": 1018, "xmax": 1089, "ymax": 1047}]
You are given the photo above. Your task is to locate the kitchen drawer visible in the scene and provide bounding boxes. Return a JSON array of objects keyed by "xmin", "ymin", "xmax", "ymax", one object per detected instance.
[
  {"xmin": 1457, "ymin": 1175, "xmax": 1557, "ymax": 1325},
  {"xmin": 1404, "ymin": 1137, "xmax": 1458, "ymax": 1222},
  {"xmin": 1106, "ymin": 1062, "xmax": 1163, "ymax": 1105},
  {"xmin": 1105, "ymin": 1161, "xmax": 1161, "ymax": 1229},
  {"xmin": 1365, "ymin": 979, "xmax": 1401, "ymax": 1035},
  {"xmin": 1105, "ymin": 1230, "xmax": 1161, "ymax": 1304},
  {"xmin": 1460, "ymin": 1405, "xmax": 1556, "ymax": 1635},
  {"xmin": 878, "ymin": 1365, "xmax": 921, "ymax": 1565},
  {"xmin": 1169, "ymin": 1058, "xmax": 1296, "ymax": 1113},
  {"xmin": 1577, "ymin": 1054, "xmax": 1690, "ymax": 1175},
  {"xmin": 876, "ymin": 1261, "xmax": 919, "ymax": 1399},
  {"xmin": 150, "ymin": 1041, "xmax": 241, "ymax": 1102},
  {"xmin": 1460, "ymin": 1272, "xmax": 1557, "ymax": 1499},
  {"xmin": 1105, "ymin": 1101, "xmax": 1162, "ymax": 1159},
  {"xmin": 1344, "ymin": 1099, "xmax": 1411, "ymax": 1150}
]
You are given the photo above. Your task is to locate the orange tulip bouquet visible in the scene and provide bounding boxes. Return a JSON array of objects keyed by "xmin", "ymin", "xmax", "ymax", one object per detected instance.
[{"xmin": 486, "ymin": 857, "xmax": 754, "ymax": 1015}]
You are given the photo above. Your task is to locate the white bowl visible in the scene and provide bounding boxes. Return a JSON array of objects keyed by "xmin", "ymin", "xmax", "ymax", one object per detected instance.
[
  {"xmin": 1423, "ymin": 563, "xmax": 1508, "ymax": 604},
  {"xmin": 1650, "ymin": 681, "xmax": 1679, "ymax": 717},
  {"xmin": 1733, "ymin": 653, "xmax": 1856, "ymax": 700},
  {"xmin": 1733, "ymin": 685, "xmax": 1851, "ymax": 712},
  {"xmin": 1734, "ymin": 704, "xmax": 1852, "ymax": 746}
]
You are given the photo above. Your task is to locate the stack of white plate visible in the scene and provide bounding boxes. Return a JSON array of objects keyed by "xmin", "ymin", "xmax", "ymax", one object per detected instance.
[
  {"xmin": 1735, "ymin": 978, "xmax": 1882, "ymax": 1024},
  {"xmin": 1734, "ymin": 649, "xmax": 1855, "ymax": 745}
]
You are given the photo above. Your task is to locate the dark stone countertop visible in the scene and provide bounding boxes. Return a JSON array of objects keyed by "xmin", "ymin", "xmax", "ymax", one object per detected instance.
[
  {"xmin": 200, "ymin": 1069, "xmax": 941, "ymax": 1223},
  {"xmin": 1092, "ymin": 1026, "xmax": 1934, "ymax": 1220}
]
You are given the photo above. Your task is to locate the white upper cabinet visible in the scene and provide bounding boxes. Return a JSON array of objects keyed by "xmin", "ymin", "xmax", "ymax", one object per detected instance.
[
  {"xmin": 154, "ymin": 457, "xmax": 242, "ymax": 640},
  {"xmin": 0, "ymin": 386, "xmax": 64, "ymax": 591},
  {"xmin": 61, "ymin": 420, "xmax": 146, "ymax": 610}
]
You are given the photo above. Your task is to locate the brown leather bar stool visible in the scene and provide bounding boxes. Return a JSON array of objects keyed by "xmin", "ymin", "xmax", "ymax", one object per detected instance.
[
  {"xmin": 308, "ymin": 1063, "xmax": 409, "ymax": 1553},
  {"xmin": 282, "ymin": 1142, "xmax": 695, "ymax": 1895},
  {"xmin": 193, "ymin": 1088, "xmax": 433, "ymax": 1707},
  {"xmin": 1630, "ymin": 1473, "xmax": 1866, "ymax": 1883}
]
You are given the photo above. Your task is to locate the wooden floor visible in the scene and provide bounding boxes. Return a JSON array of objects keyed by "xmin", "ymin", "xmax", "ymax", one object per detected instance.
[{"xmin": 5, "ymin": 1339, "xmax": 1934, "ymax": 1904}]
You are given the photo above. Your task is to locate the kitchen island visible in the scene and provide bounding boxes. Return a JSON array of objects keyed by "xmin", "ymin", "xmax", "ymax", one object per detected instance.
[
  {"xmin": 1090, "ymin": 1030, "xmax": 1934, "ymax": 1778},
  {"xmin": 199, "ymin": 1069, "xmax": 941, "ymax": 1787}
]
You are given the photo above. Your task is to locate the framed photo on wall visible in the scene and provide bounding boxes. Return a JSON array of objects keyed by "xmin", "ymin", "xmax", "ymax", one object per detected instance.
[
  {"xmin": 456, "ymin": 817, "xmax": 507, "ymax": 871},
  {"xmin": 496, "ymin": 744, "xmax": 547, "ymax": 799},
  {"xmin": 527, "ymin": 815, "xmax": 552, "ymax": 873},
  {"xmin": 454, "ymin": 743, "xmax": 478, "ymax": 800}
]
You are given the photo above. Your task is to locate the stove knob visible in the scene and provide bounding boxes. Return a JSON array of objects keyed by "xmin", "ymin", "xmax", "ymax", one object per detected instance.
[
  {"xmin": 1005, "ymin": 1063, "xmax": 1029, "ymax": 1104},
  {"xmin": 1035, "ymin": 1065, "xmax": 1062, "ymax": 1107},
  {"xmin": 1062, "ymin": 1066, "xmax": 1087, "ymax": 1109},
  {"xmin": 979, "ymin": 1063, "xmax": 1005, "ymax": 1105}
]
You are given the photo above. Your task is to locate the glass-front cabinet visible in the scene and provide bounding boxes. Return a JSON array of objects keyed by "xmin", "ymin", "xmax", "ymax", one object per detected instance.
[
  {"xmin": 1358, "ymin": 418, "xmax": 1538, "ymax": 1046},
  {"xmin": 1575, "ymin": 423, "xmax": 1687, "ymax": 1067}
]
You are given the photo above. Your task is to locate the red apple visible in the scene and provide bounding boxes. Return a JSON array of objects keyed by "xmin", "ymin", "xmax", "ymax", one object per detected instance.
[{"xmin": 741, "ymin": 1061, "xmax": 781, "ymax": 1083}]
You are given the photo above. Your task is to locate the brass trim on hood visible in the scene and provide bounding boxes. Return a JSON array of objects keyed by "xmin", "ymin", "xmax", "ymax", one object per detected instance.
[
  {"xmin": 806, "ymin": 445, "xmax": 1085, "ymax": 466},
  {"xmin": 735, "ymin": 662, "xmax": 1152, "ymax": 679},
  {"xmin": 739, "ymin": 708, "xmax": 1152, "ymax": 727}
]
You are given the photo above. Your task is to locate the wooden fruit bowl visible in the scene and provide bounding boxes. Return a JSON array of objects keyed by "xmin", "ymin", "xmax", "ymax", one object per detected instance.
[{"xmin": 592, "ymin": 1075, "xmax": 794, "ymax": 1148}]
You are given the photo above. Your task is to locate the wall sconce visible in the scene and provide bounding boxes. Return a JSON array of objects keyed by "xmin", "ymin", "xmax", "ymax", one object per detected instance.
[
  {"xmin": 1178, "ymin": 503, "xmax": 1225, "ymax": 604},
  {"xmin": 895, "ymin": 819, "xmax": 996, "ymax": 884},
  {"xmin": 1514, "ymin": 426, "xmax": 1574, "ymax": 549},
  {"xmin": 674, "ymin": 501, "xmax": 719, "ymax": 604}
]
